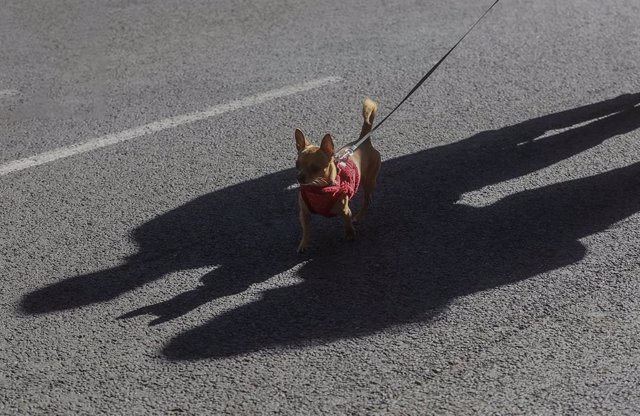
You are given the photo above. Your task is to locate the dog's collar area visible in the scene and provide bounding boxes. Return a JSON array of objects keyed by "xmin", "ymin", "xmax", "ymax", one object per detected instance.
[
  {"xmin": 334, "ymin": 146, "xmax": 354, "ymax": 163},
  {"xmin": 300, "ymin": 180, "xmax": 336, "ymax": 188}
]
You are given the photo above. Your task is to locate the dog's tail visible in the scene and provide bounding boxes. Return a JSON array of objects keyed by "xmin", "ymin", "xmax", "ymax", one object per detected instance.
[{"xmin": 359, "ymin": 98, "xmax": 377, "ymax": 140}]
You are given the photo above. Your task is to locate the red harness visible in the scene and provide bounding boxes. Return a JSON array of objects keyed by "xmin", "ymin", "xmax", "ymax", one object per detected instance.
[{"xmin": 300, "ymin": 158, "xmax": 360, "ymax": 217}]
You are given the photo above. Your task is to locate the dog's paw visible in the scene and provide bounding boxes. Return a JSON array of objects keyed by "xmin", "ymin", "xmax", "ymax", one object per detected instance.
[
  {"xmin": 345, "ymin": 229, "xmax": 356, "ymax": 241},
  {"xmin": 297, "ymin": 242, "xmax": 309, "ymax": 254},
  {"xmin": 353, "ymin": 211, "xmax": 367, "ymax": 225}
]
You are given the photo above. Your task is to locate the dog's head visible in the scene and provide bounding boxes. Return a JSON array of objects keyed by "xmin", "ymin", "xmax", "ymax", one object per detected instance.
[{"xmin": 294, "ymin": 128, "xmax": 337, "ymax": 186}]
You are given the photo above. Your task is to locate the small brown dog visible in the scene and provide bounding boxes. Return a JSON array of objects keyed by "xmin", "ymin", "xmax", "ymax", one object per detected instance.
[{"xmin": 294, "ymin": 98, "xmax": 380, "ymax": 253}]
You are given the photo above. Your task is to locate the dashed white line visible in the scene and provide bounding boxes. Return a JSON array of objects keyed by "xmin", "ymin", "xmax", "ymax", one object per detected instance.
[
  {"xmin": 0, "ymin": 77, "xmax": 342, "ymax": 177},
  {"xmin": 0, "ymin": 89, "xmax": 20, "ymax": 98}
]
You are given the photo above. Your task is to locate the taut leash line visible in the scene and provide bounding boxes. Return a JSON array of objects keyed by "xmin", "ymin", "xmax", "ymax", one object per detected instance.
[{"xmin": 335, "ymin": 0, "xmax": 501, "ymax": 161}]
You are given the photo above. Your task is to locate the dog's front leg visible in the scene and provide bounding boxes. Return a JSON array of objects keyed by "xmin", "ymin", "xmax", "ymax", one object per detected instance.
[
  {"xmin": 339, "ymin": 196, "xmax": 356, "ymax": 241},
  {"xmin": 297, "ymin": 193, "xmax": 311, "ymax": 253}
]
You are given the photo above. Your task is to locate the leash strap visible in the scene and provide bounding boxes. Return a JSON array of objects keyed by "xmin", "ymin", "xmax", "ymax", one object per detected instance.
[{"xmin": 335, "ymin": 0, "xmax": 500, "ymax": 161}]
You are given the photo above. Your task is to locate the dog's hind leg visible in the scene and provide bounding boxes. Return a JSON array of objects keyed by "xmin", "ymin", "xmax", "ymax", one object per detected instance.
[{"xmin": 354, "ymin": 151, "xmax": 380, "ymax": 224}]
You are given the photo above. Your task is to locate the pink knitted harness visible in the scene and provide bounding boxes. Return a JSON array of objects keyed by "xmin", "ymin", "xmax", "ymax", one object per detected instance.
[{"xmin": 299, "ymin": 158, "xmax": 360, "ymax": 217}]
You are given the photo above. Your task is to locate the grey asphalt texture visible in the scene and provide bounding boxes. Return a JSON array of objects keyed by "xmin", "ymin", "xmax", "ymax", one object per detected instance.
[{"xmin": 2, "ymin": 0, "xmax": 640, "ymax": 414}]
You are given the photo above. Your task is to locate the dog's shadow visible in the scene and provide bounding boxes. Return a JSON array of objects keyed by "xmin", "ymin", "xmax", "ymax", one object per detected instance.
[{"xmin": 21, "ymin": 93, "xmax": 640, "ymax": 360}]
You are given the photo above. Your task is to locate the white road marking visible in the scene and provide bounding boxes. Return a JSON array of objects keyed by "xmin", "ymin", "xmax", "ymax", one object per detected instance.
[
  {"xmin": 0, "ymin": 77, "xmax": 342, "ymax": 177},
  {"xmin": 0, "ymin": 89, "xmax": 20, "ymax": 97}
]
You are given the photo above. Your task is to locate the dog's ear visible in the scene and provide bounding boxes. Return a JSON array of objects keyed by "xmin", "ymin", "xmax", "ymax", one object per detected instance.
[
  {"xmin": 320, "ymin": 134, "xmax": 334, "ymax": 156},
  {"xmin": 295, "ymin": 128, "xmax": 310, "ymax": 152}
]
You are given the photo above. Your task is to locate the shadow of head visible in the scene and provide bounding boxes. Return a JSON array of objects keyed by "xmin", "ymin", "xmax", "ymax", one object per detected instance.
[{"xmin": 19, "ymin": 93, "xmax": 640, "ymax": 361}]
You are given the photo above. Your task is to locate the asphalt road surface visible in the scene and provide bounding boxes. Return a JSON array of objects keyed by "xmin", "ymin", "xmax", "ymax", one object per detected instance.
[{"xmin": 2, "ymin": 0, "xmax": 640, "ymax": 414}]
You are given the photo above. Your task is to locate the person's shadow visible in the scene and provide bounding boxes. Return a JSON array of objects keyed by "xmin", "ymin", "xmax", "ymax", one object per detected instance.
[
  {"xmin": 20, "ymin": 166, "xmax": 302, "ymax": 319},
  {"xmin": 20, "ymin": 93, "xmax": 640, "ymax": 360}
]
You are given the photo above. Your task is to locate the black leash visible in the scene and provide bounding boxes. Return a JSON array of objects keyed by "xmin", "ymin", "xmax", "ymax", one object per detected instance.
[{"xmin": 336, "ymin": 0, "xmax": 501, "ymax": 160}]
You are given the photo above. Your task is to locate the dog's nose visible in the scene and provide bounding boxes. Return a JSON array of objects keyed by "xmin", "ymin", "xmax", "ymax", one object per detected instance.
[{"xmin": 297, "ymin": 173, "xmax": 306, "ymax": 183}]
